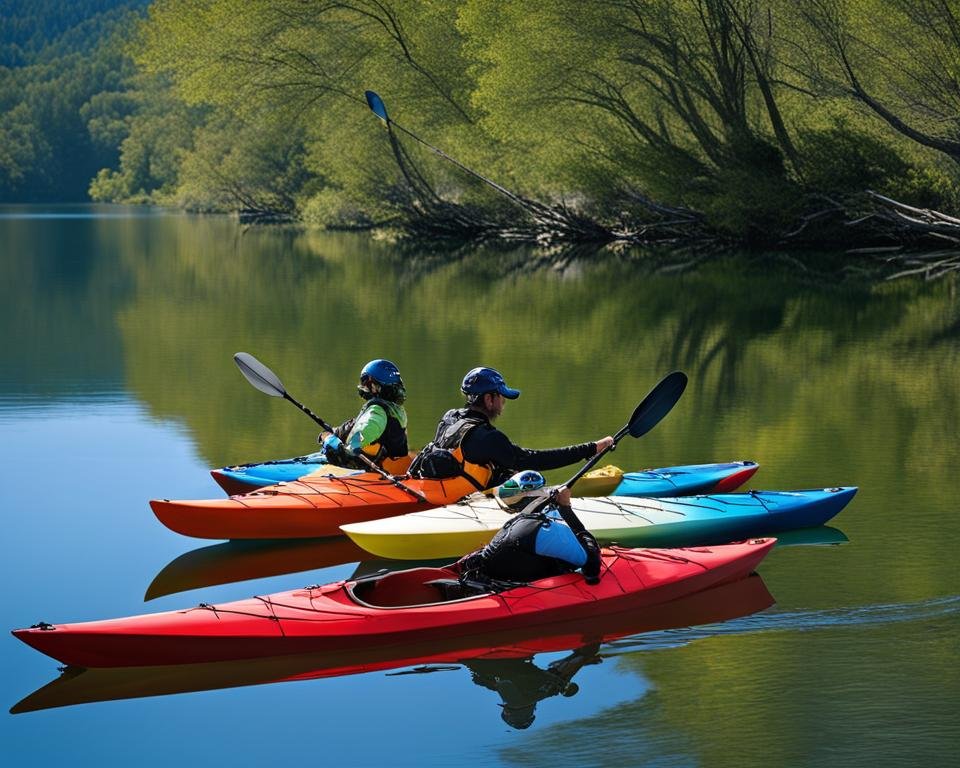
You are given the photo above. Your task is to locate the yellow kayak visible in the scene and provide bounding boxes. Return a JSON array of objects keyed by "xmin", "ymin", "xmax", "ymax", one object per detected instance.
[{"xmin": 340, "ymin": 487, "xmax": 854, "ymax": 560}]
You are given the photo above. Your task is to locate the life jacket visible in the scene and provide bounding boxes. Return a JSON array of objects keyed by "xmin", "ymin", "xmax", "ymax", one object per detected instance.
[
  {"xmin": 409, "ymin": 408, "xmax": 494, "ymax": 490},
  {"xmin": 472, "ymin": 502, "xmax": 574, "ymax": 583},
  {"xmin": 336, "ymin": 398, "xmax": 408, "ymax": 468}
]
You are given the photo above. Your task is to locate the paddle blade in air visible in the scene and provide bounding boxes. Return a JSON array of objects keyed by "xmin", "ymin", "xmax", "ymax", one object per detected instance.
[
  {"xmin": 628, "ymin": 371, "xmax": 688, "ymax": 437},
  {"xmin": 234, "ymin": 352, "xmax": 286, "ymax": 398},
  {"xmin": 365, "ymin": 91, "xmax": 389, "ymax": 123}
]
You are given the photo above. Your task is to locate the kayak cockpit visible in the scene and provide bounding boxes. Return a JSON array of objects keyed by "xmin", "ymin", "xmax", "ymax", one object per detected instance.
[{"xmin": 347, "ymin": 567, "xmax": 492, "ymax": 608}]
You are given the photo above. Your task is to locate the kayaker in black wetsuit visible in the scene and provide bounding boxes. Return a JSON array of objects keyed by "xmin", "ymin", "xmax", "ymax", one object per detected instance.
[
  {"xmin": 410, "ymin": 366, "xmax": 613, "ymax": 490},
  {"xmin": 456, "ymin": 470, "xmax": 603, "ymax": 585},
  {"xmin": 319, "ymin": 359, "xmax": 409, "ymax": 470}
]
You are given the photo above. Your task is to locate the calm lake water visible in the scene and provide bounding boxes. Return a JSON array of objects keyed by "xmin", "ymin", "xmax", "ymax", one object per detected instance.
[{"xmin": 2, "ymin": 205, "xmax": 958, "ymax": 766}]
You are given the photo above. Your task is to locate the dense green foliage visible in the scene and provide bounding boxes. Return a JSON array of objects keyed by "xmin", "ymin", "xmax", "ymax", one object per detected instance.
[
  {"xmin": 0, "ymin": 0, "xmax": 148, "ymax": 202},
  {"xmin": 2, "ymin": 0, "xmax": 959, "ymax": 238}
]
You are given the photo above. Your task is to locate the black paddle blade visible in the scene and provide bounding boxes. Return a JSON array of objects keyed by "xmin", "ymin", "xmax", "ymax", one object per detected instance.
[
  {"xmin": 627, "ymin": 371, "xmax": 688, "ymax": 437},
  {"xmin": 561, "ymin": 370, "xmax": 688, "ymax": 492},
  {"xmin": 234, "ymin": 352, "xmax": 286, "ymax": 398}
]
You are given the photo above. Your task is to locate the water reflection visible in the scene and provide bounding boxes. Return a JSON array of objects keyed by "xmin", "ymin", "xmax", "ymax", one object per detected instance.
[
  {"xmin": 460, "ymin": 644, "xmax": 601, "ymax": 730},
  {"xmin": 145, "ymin": 537, "xmax": 372, "ymax": 600},
  {"xmin": 4, "ymin": 208, "xmax": 960, "ymax": 763},
  {"xmin": 12, "ymin": 575, "xmax": 775, "ymax": 717}
]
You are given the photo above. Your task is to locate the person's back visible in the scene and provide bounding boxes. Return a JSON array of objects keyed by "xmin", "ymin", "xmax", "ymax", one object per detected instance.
[
  {"xmin": 320, "ymin": 359, "xmax": 409, "ymax": 470},
  {"xmin": 411, "ymin": 367, "xmax": 613, "ymax": 488},
  {"xmin": 457, "ymin": 471, "xmax": 601, "ymax": 585}
]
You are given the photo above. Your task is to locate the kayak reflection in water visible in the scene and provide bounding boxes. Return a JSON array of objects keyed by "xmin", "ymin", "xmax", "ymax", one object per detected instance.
[
  {"xmin": 466, "ymin": 643, "xmax": 602, "ymax": 729},
  {"xmin": 410, "ymin": 366, "xmax": 613, "ymax": 489},
  {"xmin": 455, "ymin": 471, "xmax": 602, "ymax": 585},
  {"xmin": 318, "ymin": 359, "xmax": 409, "ymax": 470}
]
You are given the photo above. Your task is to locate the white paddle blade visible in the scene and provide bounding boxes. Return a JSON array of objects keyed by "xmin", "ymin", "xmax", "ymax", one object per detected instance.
[{"xmin": 234, "ymin": 352, "xmax": 286, "ymax": 398}]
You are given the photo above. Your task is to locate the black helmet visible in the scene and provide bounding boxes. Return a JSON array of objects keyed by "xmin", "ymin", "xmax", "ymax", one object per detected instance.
[{"xmin": 500, "ymin": 703, "xmax": 536, "ymax": 730}]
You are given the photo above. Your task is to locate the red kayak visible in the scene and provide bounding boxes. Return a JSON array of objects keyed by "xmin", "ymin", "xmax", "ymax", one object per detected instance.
[
  {"xmin": 12, "ymin": 539, "xmax": 774, "ymax": 668},
  {"xmin": 12, "ymin": 574, "xmax": 773, "ymax": 713}
]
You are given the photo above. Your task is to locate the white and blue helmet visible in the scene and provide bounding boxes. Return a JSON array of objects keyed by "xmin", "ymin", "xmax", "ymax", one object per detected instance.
[{"xmin": 497, "ymin": 470, "xmax": 549, "ymax": 510}]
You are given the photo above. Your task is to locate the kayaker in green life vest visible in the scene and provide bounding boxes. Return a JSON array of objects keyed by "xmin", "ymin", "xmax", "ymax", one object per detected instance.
[
  {"xmin": 319, "ymin": 359, "xmax": 409, "ymax": 470},
  {"xmin": 410, "ymin": 366, "xmax": 614, "ymax": 489}
]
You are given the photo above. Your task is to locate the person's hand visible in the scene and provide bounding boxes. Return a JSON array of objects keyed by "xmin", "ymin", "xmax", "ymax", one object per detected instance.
[
  {"xmin": 594, "ymin": 436, "xmax": 614, "ymax": 454},
  {"xmin": 322, "ymin": 434, "xmax": 344, "ymax": 453},
  {"xmin": 320, "ymin": 435, "xmax": 345, "ymax": 465},
  {"xmin": 555, "ymin": 486, "xmax": 572, "ymax": 506}
]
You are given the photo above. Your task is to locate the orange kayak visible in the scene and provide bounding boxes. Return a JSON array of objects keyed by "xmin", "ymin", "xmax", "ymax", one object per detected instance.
[{"xmin": 150, "ymin": 474, "xmax": 479, "ymax": 540}]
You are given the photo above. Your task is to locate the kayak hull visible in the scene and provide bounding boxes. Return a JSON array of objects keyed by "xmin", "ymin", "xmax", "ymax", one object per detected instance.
[
  {"xmin": 154, "ymin": 460, "xmax": 760, "ymax": 541},
  {"xmin": 210, "ymin": 463, "xmax": 356, "ymax": 497},
  {"xmin": 13, "ymin": 575, "xmax": 773, "ymax": 713},
  {"xmin": 12, "ymin": 539, "xmax": 774, "ymax": 667},
  {"xmin": 212, "ymin": 458, "xmax": 758, "ymax": 497},
  {"xmin": 150, "ymin": 474, "xmax": 479, "ymax": 540},
  {"xmin": 613, "ymin": 460, "xmax": 758, "ymax": 496},
  {"xmin": 341, "ymin": 487, "xmax": 856, "ymax": 560},
  {"xmin": 211, "ymin": 453, "xmax": 415, "ymax": 496}
]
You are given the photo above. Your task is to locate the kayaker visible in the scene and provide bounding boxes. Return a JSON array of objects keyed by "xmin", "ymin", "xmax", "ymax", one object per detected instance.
[
  {"xmin": 456, "ymin": 470, "xmax": 602, "ymax": 585},
  {"xmin": 319, "ymin": 359, "xmax": 409, "ymax": 470},
  {"xmin": 410, "ymin": 366, "xmax": 614, "ymax": 489}
]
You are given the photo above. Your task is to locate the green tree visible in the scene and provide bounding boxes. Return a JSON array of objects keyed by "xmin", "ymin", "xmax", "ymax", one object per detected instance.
[{"xmin": 791, "ymin": 0, "xmax": 960, "ymax": 165}]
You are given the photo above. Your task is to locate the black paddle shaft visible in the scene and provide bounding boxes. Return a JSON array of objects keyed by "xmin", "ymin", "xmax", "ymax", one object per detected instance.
[
  {"xmin": 233, "ymin": 352, "xmax": 428, "ymax": 503},
  {"xmin": 283, "ymin": 393, "xmax": 336, "ymax": 434},
  {"xmin": 282, "ymin": 392, "xmax": 427, "ymax": 503},
  {"xmin": 562, "ymin": 371, "xmax": 688, "ymax": 492}
]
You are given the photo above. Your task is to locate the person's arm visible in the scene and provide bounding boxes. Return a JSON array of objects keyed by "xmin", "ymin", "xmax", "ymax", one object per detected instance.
[
  {"xmin": 552, "ymin": 487, "xmax": 601, "ymax": 584},
  {"xmin": 345, "ymin": 404, "xmax": 388, "ymax": 453},
  {"xmin": 463, "ymin": 427, "xmax": 596, "ymax": 472},
  {"xmin": 551, "ymin": 487, "xmax": 587, "ymax": 533},
  {"xmin": 332, "ymin": 420, "xmax": 354, "ymax": 442}
]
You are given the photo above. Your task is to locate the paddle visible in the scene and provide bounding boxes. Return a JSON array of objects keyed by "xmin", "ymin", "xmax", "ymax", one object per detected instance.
[
  {"xmin": 561, "ymin": 370, "xmax": 688, "ymax": 493},
  {"xmin": 233, "ymin": 352, "xmax": 428, "ymax": 503},
  {"xmin": 365, "ymin": 90, "xmax": 535, "ymax": 216}
]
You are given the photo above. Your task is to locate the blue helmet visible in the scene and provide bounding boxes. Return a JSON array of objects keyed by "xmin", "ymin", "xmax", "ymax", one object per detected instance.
[
  {"xmin": 359, "ymin": 359, "xmax": 405, "ymax": 404},
  {"xmin": 360, "ymin": 359, "xmax": 402, "ymax": 386},
  {"xmin": 461, "ymin": 367, "xmax": 520, "ymax": 401}
]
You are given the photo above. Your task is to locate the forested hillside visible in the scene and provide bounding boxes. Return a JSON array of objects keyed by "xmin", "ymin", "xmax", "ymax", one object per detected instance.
[
  {"xmin": 0, "ymin": 0, "xmax": 147, "ymax": 201},
  {"xmin": 2, "ymin": 0, "xmax": 959, "ymax": 257}
]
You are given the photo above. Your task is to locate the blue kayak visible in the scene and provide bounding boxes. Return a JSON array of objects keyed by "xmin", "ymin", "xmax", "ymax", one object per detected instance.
[
  {"xmin": 613, "ymin": 460, "xmax": 759, "ymax": 497},
  {"xmin": 211, "ymin": 457, "xmax": 758, "ymax": 497},
  {"xmin": 211, "ymin": 452, "xmax": 340, "ymax": 495}
]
